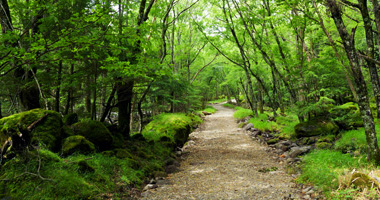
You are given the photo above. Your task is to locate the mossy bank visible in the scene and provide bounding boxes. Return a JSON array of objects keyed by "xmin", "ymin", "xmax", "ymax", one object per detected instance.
[{"xmin": 0, "ymin": 109, "xmax": 202, "ymax": 199}]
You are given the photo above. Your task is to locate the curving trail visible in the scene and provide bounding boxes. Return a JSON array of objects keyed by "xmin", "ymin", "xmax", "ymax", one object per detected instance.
[{"xmin": 141, "ymin": 104, "xmax": 296, "ymax": 200}]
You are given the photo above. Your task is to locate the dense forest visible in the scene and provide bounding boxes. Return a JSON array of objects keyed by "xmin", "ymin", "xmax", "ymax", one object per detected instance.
[{"xmin": 2, "ymin": 0, "xmax": 380, "ymax": 199}]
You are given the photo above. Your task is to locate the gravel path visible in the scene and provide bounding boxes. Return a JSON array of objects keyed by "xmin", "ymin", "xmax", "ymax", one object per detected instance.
[{"xmin": 141, "ymin": 104, "xmax": 297, "ymax": 199}]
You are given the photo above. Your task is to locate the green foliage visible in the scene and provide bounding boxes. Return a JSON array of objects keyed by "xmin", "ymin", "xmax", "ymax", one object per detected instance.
[
  {"xmin": 233, "ymin": 108, "xmax": 253, "ymax": 120},
  {"xmin": 298, "ymin": 97, "xmax": 335, "ymax": 119},
  {"xmin": 329, "ymin": 102, "xmax": 363, "ymax": 130},
  {"xmin": 298, "ymin": 150, "xmax": 368, "ymax": 192},
  {"xmin": 249, "ymin": 114, "xmax": 280, "ymax": 132},
  {"xmin": 334, "ymin": 126, "xmax": 380, "ymax": 154}
]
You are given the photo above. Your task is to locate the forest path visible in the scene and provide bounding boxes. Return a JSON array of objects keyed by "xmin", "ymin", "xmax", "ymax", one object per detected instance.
[{"xmin": 140, "ymin": 104, "xmax": 296, "ymax": 199}]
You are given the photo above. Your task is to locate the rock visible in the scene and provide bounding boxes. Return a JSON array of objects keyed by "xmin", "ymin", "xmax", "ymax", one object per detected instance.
[
  {"xmin": 143, "ymin": 184, "xmax": 158, "ymax": 191},
  {"xmin": 153, "ymin": 171, "xmax": 168, "ymax": 178},
  {"xmin": 173, "ymin": 125, "xmax": 192, "ymax": 148},
  {"xmin": 202, "ymin": 111, "xmax": 211, "ymax": 115},
  {"xmin": 275, "ymin": 140, "xmax": 292, "ymax": 152},
  {"xmin": 350, "ymin": 172, "xmax": 379, "ymax": 189},
  {"xmin": 330, "ymin": 102, "xmax": 363, "ymax": 130},
  {"xmin": 316, "ymin": 142, "xmax": 332, "ymax": 149},
  {"xmin": 165, "ymin": 165, "xmax": 178, "ymax": 174},
  {"xmin": 251, "ymin": 130, "xmax": 261, "ymax": 137},
  {"xmin": 77, "ymin": 160, "xmax": 95, "ymax": 173},
  {"xmin": 131, "ymin": 133, "xmax": 146, "ymax": 141},
  {"xmin": 63, "ymin": 113, "xmax": 78, "ymax": 126},
  {"xmin": 61, "ymin": 135, "xmax": 95, "ymax": 156},
  {"xmin": 0, "ymin": 109, "xmax": 63, "ymax": 154},
  {"xmin": 294, "ymin": 120, "xmax": 339, "ymax": 138},
  {"xmin": 244, "ymin": 123, "xmax": 254, "ymax": 131},
  {"xmin": 149, "ymin": 178, "xmax": 157, "ymax": 184},
  {"xmin": 175, "ymin": 151, "xmax": 182, "ymax": 157},
  {"xmin": 72, "ymin": 119, "xmax": 113, "ymax": 151},
  {"xmin": 114, "ymin": 148, "xmax": 132, "ymax": 159},
  {"xmin": 267, "ymin": 138, "xmax": 279, "ymax": 145},
  {"xmin": 289, "ymin": 146, "xmax": 312, "ymax": 158}
]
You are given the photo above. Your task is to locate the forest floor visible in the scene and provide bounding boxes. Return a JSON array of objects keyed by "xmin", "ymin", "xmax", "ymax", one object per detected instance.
[{"xmin": 140, "ymin": 104, "xmax": 298, "ymax": 199}]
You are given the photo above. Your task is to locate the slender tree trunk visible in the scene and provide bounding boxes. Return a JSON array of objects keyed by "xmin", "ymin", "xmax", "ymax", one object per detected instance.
[
  {"xmin": 100, "ymin": 84, "xmax": 117, "ymax": 123},
  {"xmin": 138, "ymin": 82, "xmax": 153, "ymax": 133},
  {"xmin": 55, "ymin": 61, "xmax": 63, "ymax": 112},
  {"xmin": 64, "ymin": 64, "xmax": 74, "ymax": 115},
  {"xmin": 359, "ymin": 0, "xmax": 380, "ymax": 119},
  {"xmin": 327, "ymin": 0, "xmax": 380, "ymax": 165},
  {"xmin": 0, "ymin": 101, "xmax": 3, "ymax": 119},
  {"xmin": 91, "ymin": 65, "xmax": 97, "ymax": 120}
]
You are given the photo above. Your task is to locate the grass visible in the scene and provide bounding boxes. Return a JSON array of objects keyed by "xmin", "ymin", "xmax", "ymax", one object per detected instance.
[
  {"xmin": 203, "ymin": 106, "xmax": 217, "ymax": 114},
  {"xmin": 334, "ymin": 125, "xmax": 380, "ymax": 154},
  {"xmin": 298, "ymin": 150, "xmax": 369, "ymax": 193},
  {"xmin": 0, "ymin": 139, "xmax": 172, "ymax": 199},
  {"xmin": 233, "ymin": 108, "xmax": 253, "ymax": 120},
  {"xmin": 223, "ymin": 103, "xmax": 235, "ymax": 109},
  {"xmin": 208, "ymin": 97, "xmax": 228, "ymax": 104}
]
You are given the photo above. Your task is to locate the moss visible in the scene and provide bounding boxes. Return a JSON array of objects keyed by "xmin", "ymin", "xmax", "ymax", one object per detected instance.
[
  {"xmin": 72, "ymin": 119, "xmax": 113, "ymax": 151},
  {"xmin": 0, "ymin": 108, "xmax": 63, "ymax": 152},
  {"xmin": 78, "ymin": 160, "xmax": 95, "ymax": 173},
  {"xmin": 142, "ymin": 113, "xmax": 202, "ymax": 147},
  {"xmin": 329, "ymin": 102, "xmax": 363, "ymax": 130},
  {"xmin": 316, "ymin": 142, "xmax": 332, "ymax": 149},
  {"xmin": 63, "ymin": 113, "xmax": 79, "ymax": 126},
  {"xmin": 267, "ymin": 138, "xmax": 279, "ymax": 144},
  {"xmin": 294, "ymin": 120, "xmax": 339, "ymax": 138},
  {"xmin": 114, "ymin": 148, "xmax": 132, "ymax": 159},
  {"xmin": 350, "ymin": 172, "xmax": 379, "ymax": 189},
  {"xmin": 62, "ymin": 135, "xmax": 96, "ymax": 156}
]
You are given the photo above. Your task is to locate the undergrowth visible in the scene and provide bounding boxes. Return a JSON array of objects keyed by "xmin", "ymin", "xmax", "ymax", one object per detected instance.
[
  {"xmin": 298, "ymin": 150, "xmax": 369, "ymax": 192},
  {"xmin": 0, "ymin": 140, "xmax": 171, "ymax": 199}
]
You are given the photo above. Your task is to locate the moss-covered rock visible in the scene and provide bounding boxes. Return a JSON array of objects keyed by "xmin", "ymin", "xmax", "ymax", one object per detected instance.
[
  {"xmin": 114, "ymin": 148, "xmax": 133, "ymax": 159},
  {"xmin": 62, "ymin": 135, "xmax": 95, "ymax": 156},
  {"xmin": 0, "ymin": 109, "xmax": 63, "ymax": 153},
  {"xmin": 294, "ymin": 120, "xmax": 339, "ymax": 138},
  {"xmin": 329, "ymin": 102, "xmax": 363, "ymax": 130},
  {"xmin": 267, "ymin": 138, "xmax": 279, "ymax": 145},
  {"xmin": 315, "ymin": 142, "xmax": 332, "ymax": 149},
  {"xmin": 350, "ymin": 172, "xmax": 379, "ymax": 189},
  {"xmin": 63, "ymin": 113, "xmax": 78, "ymax": 126},
  {"xmin": 72, "ymin": 119, "xmax": 113, "ymax": 151}
]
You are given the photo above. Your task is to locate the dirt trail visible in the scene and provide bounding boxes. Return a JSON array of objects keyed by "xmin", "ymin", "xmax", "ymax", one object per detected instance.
[{"xmin": 141, "ymin": 104, "xmax": 296, "ymax": 199}]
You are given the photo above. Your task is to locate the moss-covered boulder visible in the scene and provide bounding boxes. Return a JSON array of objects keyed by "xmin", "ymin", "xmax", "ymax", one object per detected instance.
[
  {"xmin": 72, "ymin": 120, "xmax": 113, "ymax": 151},
  {"xmin": 294, "ymin": 120, "xmax": 339, "ymax": 138},
  {"xmin": 63, "ymin": 113, "xmax": 78, "ymax": 126},
  {"xmin": 350, "ymin": 172, "xmax": 379, "ymax": 189},
  {"xmin": 114, "ymin": 148, "xmax": 133, "ymax": 159},
  {"xmin": 329, "ymin": 102, "xmax": 363, "ymax": 130},
  {"xmin": 62, "ymin": 136, "xmax": 95, "ymax": 156},
  {"xmin": 0, "ymin": 109, "xmax": 63, "ymax": 153}
]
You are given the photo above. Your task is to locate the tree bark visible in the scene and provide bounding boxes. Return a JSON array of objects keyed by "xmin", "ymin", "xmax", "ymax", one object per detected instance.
[
  {"xmin": 117, "ymin": 80, "xmax": 134, "ymax": 138},
  {"xmin": 326, "ymin": 0, "xmax": 380, "ymax": 165},
  {"xmin": 55, "ymin": 61, "xmax": 63, "ymax": 112},
  {"xmin": 100, "ymin": 84, "xmax": 117, "ymax": 123},
  {"xmin": 358, "ymin": 0, "xmax": 380, "ymax": 119}
]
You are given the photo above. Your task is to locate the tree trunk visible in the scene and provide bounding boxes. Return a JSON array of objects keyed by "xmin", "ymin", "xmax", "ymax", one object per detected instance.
[
  {"xmin": 100, "ymin": 84, "xmax": 117, "ymax": 123},
  {"xmin": 359, "ymin": 0, "xmax": 380, "ymax": 119},
  {"xmin": 0, "ymin": 101, "xmax": 3, "ymax": 119},
  {"xmin": 64, "ymin": 64, "xmax": 74, "ymax": 115},
  {"xmin": 327, "ymin": 0, "xmax": 380, "ymax": 165},
  {"xmin": 55, "ymin": 61, "xmax": 63, "ymax": 112},
  {"xmin": 117, "ymin": 80, "xmax": 134, "ymax": 138}
]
